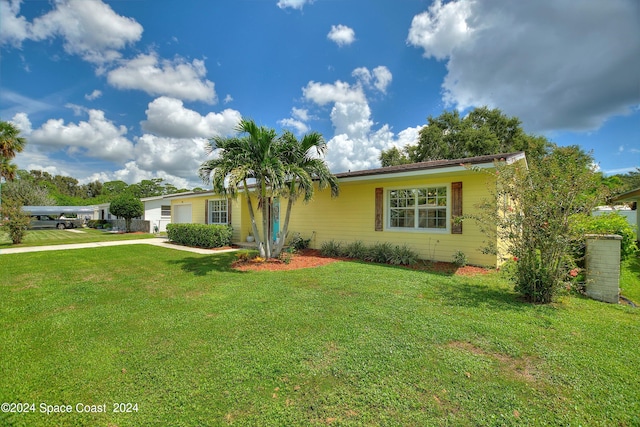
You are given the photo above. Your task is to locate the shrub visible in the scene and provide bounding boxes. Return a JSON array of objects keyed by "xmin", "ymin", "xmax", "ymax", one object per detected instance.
[
  {"xmin": 0, "ymin": 199, "xmax": 30, "ymax": 244},
  {"xmin": 321, "ymin": 239, "xmax": 419, "ymax": 266},
  {"xmin": 468, "ymin": 146, "xmax": 608, "ymax": 303},
  {"xmin": 364, "ymin": 242, "xmax": 394, "ymax": 264},
  {"xmin": 289, "ymin": 232, "xmax": 311, "ymax": 250},
  {"xmin": 570, "ymin": 212, "xmax": 638, "ymax": 260},
  {"xmin": 167, "ymin": 223, "xmax": 233, "ymax": 248},
  {"xmin": 343, "ymin": 240, "xmax": 368, "ymax": 259},
  {"xmin": 236, "ymin": 249, "xmax": 259, "ymax": 262},
  {"xmin": 452, "ymin": 251, "xmax": 468, "ymax": 267},
  {"xmin": 320, "ymin": 240, "xmax": 342, "ymax": 257},
  {"xmin": 388, "ymin": 244, "xmax": 419, "ymax": 265}
]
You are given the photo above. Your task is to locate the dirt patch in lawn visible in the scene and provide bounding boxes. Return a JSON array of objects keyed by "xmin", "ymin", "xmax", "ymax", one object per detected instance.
[
  {"xmin": 446, "ymin": 341, "xmax": 540, "ymax": 383},
  {"xmin": 232, "ymin": 249, "xmax": 491, "ymax": 276}
]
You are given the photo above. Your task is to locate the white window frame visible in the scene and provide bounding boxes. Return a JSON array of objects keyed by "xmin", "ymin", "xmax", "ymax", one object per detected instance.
[
  {"xmin": 161, "ymin": 205, "xmax": 171, "ymax": 217},
  {"xmin": 386, "ymin": 184, "xmax": 450, "ymax": 233},
  {"xmin": 208, "ymin": 199, "xmax": 228, "ymax": 225}
]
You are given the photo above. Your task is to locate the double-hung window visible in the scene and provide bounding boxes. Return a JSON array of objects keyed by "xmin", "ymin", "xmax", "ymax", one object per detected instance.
[
  {"xmin": 208, "ymin": 199, "xmax": 228, "ymax": 224},
  {"xmin": 161, "ymin": 205, "xmax": 171, "ymax": 217},
  {"xmin": 388, "ymin": 186, "xmax": 447, "ymax": 230}
]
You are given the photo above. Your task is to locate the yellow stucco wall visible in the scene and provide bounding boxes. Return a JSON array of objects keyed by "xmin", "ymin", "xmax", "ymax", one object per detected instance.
[
  {"xmin": 169, "ymin": 168, "xmax": 502, "ymax": 267},
  {"xmin": 286, "ymin": 170, "xmax": 498, "ymax": 267}
]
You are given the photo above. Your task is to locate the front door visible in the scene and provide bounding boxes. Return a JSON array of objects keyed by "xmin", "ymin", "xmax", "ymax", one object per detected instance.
[{"xmin": 271, "ymin": 198, "xmax": 280, "ymax": 242}]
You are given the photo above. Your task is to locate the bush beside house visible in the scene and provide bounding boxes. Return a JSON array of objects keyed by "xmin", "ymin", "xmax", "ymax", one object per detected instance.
[{"xmin": 167, "ymin": 223, "xmax": 232, "ymax": 248}]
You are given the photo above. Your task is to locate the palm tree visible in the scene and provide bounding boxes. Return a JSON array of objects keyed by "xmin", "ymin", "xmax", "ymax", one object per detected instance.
[
  {"xmin": 199, "ymin": 118, "xmax": 287, "ymax": 258},
  {"xmin": 198, "ymin": 118, "xmax": 338, "ymax": 259},
  {"xmin": 0, "ymin": 120, "xmax": 27, "ymax": 208},
  {"xmin": 271, "ymin": 131, "xmax": 339, "ymax": 257},
  {"xmin": 0, "ymin": 121, "xmax": 26, "ymax": 171}
]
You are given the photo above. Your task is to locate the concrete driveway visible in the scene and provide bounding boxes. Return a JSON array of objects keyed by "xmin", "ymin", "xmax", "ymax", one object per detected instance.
[{"xmin": 0, "ymin": 237, "xmax": 237, "ymax": 255}]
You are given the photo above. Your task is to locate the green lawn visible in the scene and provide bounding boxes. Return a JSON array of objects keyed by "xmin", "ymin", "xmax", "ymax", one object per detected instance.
[
  {"xmin": 0, "ymin": 228, "xmax": 155, "ymax": 248},
  {"xmin": 0, "ymin": 246, "xmax": 638, "ymax": 426},
  {"xmin": 621, "ymin": 255, "xmax": 640, "ymax": 305}
]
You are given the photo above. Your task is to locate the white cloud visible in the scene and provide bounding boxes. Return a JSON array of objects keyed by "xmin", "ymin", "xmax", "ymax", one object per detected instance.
[
  {"xmin": 0, "ymin": 0, "xmax": 30, "ymax": 46},
  {"xmin": 111, "ymin": 161, "xmax": 193, "ymax": 189},
  {"xmin": 85, "ymin": 90, "xmax": 102, "ymax": 101},
  {"xmin": 29, "ymin": 109, "xmax": 134, "ymax": 162},
  {"xmin": 277, "ymin": 0, "xmax": 312, "ymax": 10},
  {"xmin": 132, "ymin": 134, "xmax": 208, "ymax": 180},
  {"xmin": 302, "ymin": 68, "xmax": 407, "ymax": 172},
  {"xmin": 10, "ymin": 112, "xmax": 32, "ymax": 134},
  {"xmin": 372, "ymin": 66, "xmax": 393, "ymax": 94},
  {"xmin": 407, "ymin": 0, "xmax": 473, "ymax": 61},
  {"xmin": 303, "ymin": 81, "xmax": 366, "ymax": 106},
  {"xmin": 107, "ymin": 53, "xmax": 216, "ymax": 103},
  {"xmin": 327, "ymin": 24, "xmax": 356, "ymax": 47},
  {"xmin": 223, "ymin": 94, "xmax": 233, "ymax": 104},
  {"xmin": 278, "ymin": 118, "xmax": 309, "ymax": 135},
  {"xmin": 141, "ymin": 96, "xmax": 241, "ymax": 139},
  {"xmin": 27, "ymin": 0, "xmax": 143, "ymax": 64},
  {"xmin": 407, "ymin": 0, "xmax": 640, "ymax": 132},
  {"xmin": 352, "ymin": 66, "xmax": 393, "ymax": 94},
  {"xmin": 325, "ymin": 102, "xmax": 423, "ymax": 173},
  {"xmin": 292, "ymin": 107, "xmax": 309, "ymax": 121}
]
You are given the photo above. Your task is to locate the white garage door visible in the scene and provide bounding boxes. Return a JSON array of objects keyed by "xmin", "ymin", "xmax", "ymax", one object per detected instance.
[{"xmin": 173, "ymin": 204, "xmax": 192, "ymax": 224}]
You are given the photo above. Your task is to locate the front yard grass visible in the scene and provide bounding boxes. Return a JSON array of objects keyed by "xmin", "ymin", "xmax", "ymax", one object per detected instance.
[
  {"xmin": 1, "ymin": 246, "xmax": 638, "ymax": 426},
  {"xmin": 0, "ymin": 228, "xmax": 155, "ymax": 249}
]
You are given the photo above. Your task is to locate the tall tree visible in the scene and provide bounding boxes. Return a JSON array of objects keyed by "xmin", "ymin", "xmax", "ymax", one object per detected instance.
[
  {"xmin": 199, "ymin": 119, "xmax": 285, "ymax": 258},
  {"xmin": 273, "ymin": 131, "xmax": 339, "ymax": 257},
  {"xmin": 381, "ymin": 107, "xmax": 552, "ymax": 166},
  {"xmin": 0, "ymin": 121, "xmax": 26, "ymax": 180},
  {"xmin": 199, "ymin": 118, "xmax": 338, "ymax": 259},
  {"xmin": 2, "ymin": 177, "xmax": 56, "ymax": 206},
  {"xmin": 109, "ymin": 193, "xmax": 144, "ymax": 233}
]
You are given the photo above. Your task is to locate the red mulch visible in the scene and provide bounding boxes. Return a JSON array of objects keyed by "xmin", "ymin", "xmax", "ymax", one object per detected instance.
[{"xmin": 232, "ymin": 249, "xmax": 492, "ymax": 276}]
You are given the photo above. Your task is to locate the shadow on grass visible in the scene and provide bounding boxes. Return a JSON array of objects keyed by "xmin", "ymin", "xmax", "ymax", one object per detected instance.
[
  {"xmin": 626, "ymin": 254, "xmax": 640, "ymax": 281},
  {"xmin": 437, "ymin": 281, "xmax": 531, "ymax": 311},
  {"xmin": 166, "ymin": 252, "xmax": 241, "ymax": 276}
]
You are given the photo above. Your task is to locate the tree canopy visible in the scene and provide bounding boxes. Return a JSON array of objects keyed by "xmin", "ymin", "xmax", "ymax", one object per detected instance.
[
  {"xmin": 380, "ymin": 107, "xmax": 552, "ymax": 166},
  {"xmin": 109, "ymin": 192, "xmax": 144, "ymax": 232},
  {"xmin": 0, "ymin": 120, "xmax": 27, "ymax": 181}
]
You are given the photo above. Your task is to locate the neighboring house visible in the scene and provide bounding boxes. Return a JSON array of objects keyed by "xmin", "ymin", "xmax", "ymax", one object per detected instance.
[
  {"xmin": 611, "ymin": 187, "xmax": 640, "ymax": 231},
  {"xmin": 167, "ymin": 152, "xmax": 526, "ymax": 267},
  {"xmin": 93, "ymin": 197, "xmax": 170, "ymax": 231},
  {"xmin": 93, "ymin": 202, "xmax": 113, "ymax": 220},
  {"xmin": 141, "ymin": 196, "xmax": 172, "ymax": 232}
]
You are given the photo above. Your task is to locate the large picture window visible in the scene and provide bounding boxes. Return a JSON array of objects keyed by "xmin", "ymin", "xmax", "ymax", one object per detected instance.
[
  {"xmin": 388, "ymin": 186, "xmax": 447, "ymax": 230},
  {"xmin": 208, "ymin": 199, "xmax": 228, "ymax": 224}
]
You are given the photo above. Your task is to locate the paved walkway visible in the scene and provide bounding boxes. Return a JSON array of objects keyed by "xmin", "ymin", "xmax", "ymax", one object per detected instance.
[{"xmin": 0, "ymin": 237, "xmax": 238, "ymax": 255}]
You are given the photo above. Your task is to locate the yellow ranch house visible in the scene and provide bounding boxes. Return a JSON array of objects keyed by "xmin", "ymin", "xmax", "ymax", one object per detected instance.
[{"xmin": 165, "ymin": 152, "xmax": 526, "ymax": 267}]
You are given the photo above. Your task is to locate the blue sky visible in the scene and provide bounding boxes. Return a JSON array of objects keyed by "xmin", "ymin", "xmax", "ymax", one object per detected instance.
[{"xmin": 1, "ymin": 0, "xmax": 638, "ymax": 189}]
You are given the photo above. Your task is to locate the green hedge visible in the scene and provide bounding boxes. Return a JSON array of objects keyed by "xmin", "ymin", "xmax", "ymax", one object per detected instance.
[
  {"xmin": 166, "ymin": 223, "xmax": 233, "ymax": 248},
  {"xmin": 570, "ymin": 212, "xmax": 638, "ymax": 260}
]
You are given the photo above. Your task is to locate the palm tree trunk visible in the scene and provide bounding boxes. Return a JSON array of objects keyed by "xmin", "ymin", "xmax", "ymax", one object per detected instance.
[
  {"xmin": 272, "ymin": 184, "xmax": 295, "ymax": 258},
  {"xmin": 243, "ymin": 180, "xmax": 265, "ymax": 257},
  {"xmin": 261, "ymin": 181, "xmax": 272, "ymax": 258}
]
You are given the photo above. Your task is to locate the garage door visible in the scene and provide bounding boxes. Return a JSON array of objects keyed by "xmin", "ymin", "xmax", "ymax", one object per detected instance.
[{"xmin": 173, "ymin": 204, "xmax": 192, "ymax": 224}]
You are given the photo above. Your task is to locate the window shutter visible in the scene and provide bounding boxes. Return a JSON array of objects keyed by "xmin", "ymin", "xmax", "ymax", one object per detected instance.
[
  {"xmin": 451, "ymin": 182, "xmax": 462, "ymax": 234},
  {"xmin": 375, "ymin": 187, "xmax": 383, "ymax": 231},
  {"xmin": 204, "ymin": 199, "xmax": 209, "ymax": 224},
  {"xmin": 227, "ymin": 198, "xmax": 232, "ymax": 225}
]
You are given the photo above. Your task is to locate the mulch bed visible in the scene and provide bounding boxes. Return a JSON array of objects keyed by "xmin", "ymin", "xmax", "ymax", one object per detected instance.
[{"xmin": 232, "ymin": 249, "xmax": 492, "ymax": 276}]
